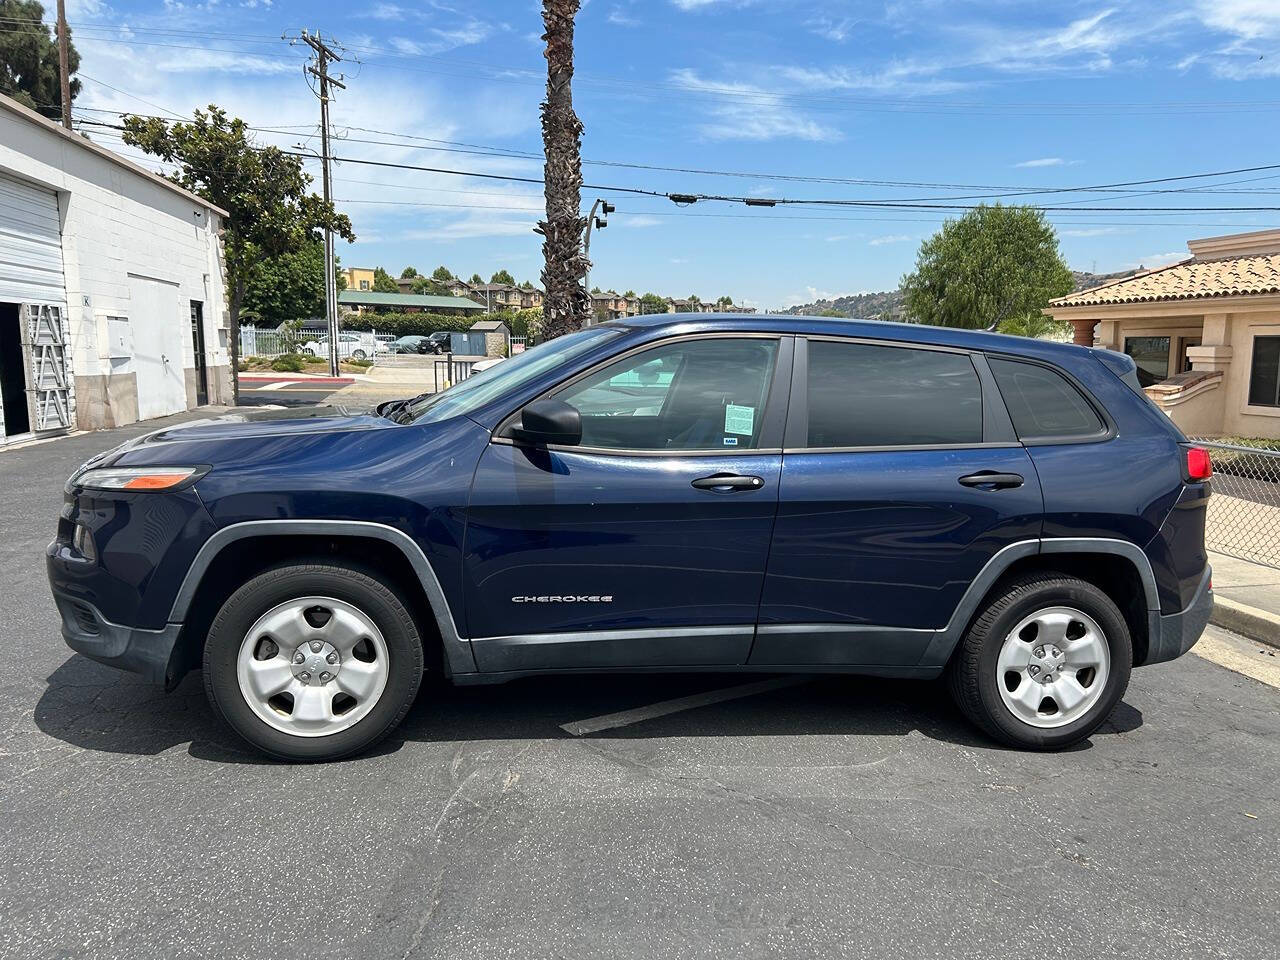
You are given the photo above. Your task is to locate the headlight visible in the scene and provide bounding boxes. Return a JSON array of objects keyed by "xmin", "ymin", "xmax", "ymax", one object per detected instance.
[{"xmin": 73, "ymin": 466, "xmax": 207, "ymax": 491}]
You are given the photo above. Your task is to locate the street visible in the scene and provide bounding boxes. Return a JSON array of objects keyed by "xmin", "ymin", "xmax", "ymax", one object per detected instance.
[
  {"xmin": 2, "ymin": 415, "xmax": 1278, "ymax": 960},
  {"xmin": 235, "ymin": 374, "xmax": 355, "ymax": 408}
]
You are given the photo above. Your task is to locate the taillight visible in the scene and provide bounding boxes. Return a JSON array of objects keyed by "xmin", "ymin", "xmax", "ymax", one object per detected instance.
[{"xmin": 1185, "ymin": 446, "xmax": 1212, "ymax": 481}]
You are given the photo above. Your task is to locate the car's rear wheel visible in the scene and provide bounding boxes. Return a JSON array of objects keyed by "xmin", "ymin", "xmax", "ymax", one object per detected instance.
[
  {"xmin": 302, "ymin": 348, "xmax": 315, "ymax": 356},
  {"xmin": 203, "ymin": 562, "xmax": 424, "ymax": 761},
  {"xmin": 351, "ymin": 349, "xmax": 367, "ymax": 361},
  {"xmin": 948, "ymin": 573, "xmax": 1132, "ymax": 750}
]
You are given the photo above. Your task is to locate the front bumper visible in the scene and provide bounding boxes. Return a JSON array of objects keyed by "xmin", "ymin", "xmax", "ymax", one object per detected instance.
[
  {"xmin": 50, "ymin": 577, "xmax": 183, "ymax": 687},
  {"xmin": 1141, "ymin": 565, "xmax": 1213, "ymax": 666}
]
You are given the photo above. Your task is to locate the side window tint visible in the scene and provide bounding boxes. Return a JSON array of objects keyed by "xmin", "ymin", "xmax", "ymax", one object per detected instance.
[
  {"xmin": 805, "ymin": 341, "xmax": 983, "ymax": 447},
  {"xmin": 989, "ymin": 357, "xmax": 1104, "ymax": 440},
  {"xmin": 554, "ymin": 338, "xmax": 778, "ymax": 450}
]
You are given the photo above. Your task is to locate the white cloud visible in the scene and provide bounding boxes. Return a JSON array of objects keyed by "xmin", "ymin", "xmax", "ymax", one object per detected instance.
[
  {"xmin": 777, "ymin": 62, "xmax": 967, "ymax": 97},
  {"xmin": 807, "ymin": 16, "xmax": 859, "ymax": 42},
  {"xmin": 608, "ymin": 6, "xmax": 640, "ymax": 27},
  {"xmin": 1060, "ymin": 227, "xmax": 1125, "ymax": 237},
  {"xmin": 153, "ymin": 50, "xmax": 298, "ymax": 76},
  {"xmin": 825, "ymin": 234, "xmax": 850, "ymax": 242},
  {"xmin": 668, "ymin": 68, "xmax": 840, "ymax": 141},
  {"xmin": 869, "ymin": 234, "xmax": 912, "ymax": 246},
  {"xmin": 1126, "ymin": 252, "xmax": 1186, "ymax": 268},
  {"xmin": 622, "ymin": 215, "xmax": 662, "ymax": 228},
  {"xmin": 1196, "ymin": 0, "xmax": 1280, "ymax": 41},
  {"xmin": 1016, "ymin": 158, "xmax": 1066, "ymax": 168}
]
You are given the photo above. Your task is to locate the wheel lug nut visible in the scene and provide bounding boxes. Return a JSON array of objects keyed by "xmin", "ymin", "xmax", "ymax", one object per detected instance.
[
  {"xmin": 319, "ymin": 671, "xmax": 332, "ymax": 682},
  {"xmin": 293, "ymin": 653, "xmax": 305, "ymax": 665},
  {"xmin": 1034, "ymin": 646, "xmax": 1045, "ymax": 658},
  {"xmin": 326, "ymin": 652, "xmax": 338, "ymax": 664},
  {"xmin": 310, "ymin": 641, "xmax": 323, "ymax": 653},
  {"xmin": 1028, "ymin": 664, "xmax": 1040, "ymax": 676},
  {"xmin": 299, "ymin": 671, "xmax": 311, "ymax": 682}
]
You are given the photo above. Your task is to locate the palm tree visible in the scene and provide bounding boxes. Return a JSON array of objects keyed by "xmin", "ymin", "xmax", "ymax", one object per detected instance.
[
  {"xmin": 536, "ymin": 0, "xmax": 591, "ymax": 339},
  {"xmin": 998, "ymin": 312, "xmax": 1070, "ymax": 340}
]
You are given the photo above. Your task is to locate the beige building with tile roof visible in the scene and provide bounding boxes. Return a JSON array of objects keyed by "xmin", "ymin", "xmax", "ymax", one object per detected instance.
[{"xmin": 1045, "ymin": 229, "xmax": 1280, "ymax": 439}]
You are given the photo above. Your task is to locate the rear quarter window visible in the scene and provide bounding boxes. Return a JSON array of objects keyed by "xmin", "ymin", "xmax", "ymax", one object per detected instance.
[{"xmin": 988, "ymin": 357, "xmax": 1106, "ymax": 441}]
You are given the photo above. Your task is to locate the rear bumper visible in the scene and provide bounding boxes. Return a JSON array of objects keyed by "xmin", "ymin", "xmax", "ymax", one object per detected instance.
[
  {"xmin": 49, "ymin": 571, "xmax": 183, "ymax": 686},
  {"xmin": 1141, "ymin": 565, "xmax": 1213, "ymax": 666}
]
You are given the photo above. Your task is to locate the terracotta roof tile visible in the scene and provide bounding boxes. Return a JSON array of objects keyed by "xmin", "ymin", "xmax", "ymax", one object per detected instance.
[{"xmin": 1051, "ymin": 254, "xmax": 1280, "ymax": 307}]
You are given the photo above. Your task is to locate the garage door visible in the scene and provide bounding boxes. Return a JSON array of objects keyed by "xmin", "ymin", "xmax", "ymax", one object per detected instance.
[
  {"xmin": 0, "ymin": 174, "xmax": 71, "ymax": 439},
  {"xmin": 0, "ymin": 173, "xmax": 66, "ymax": 305}
]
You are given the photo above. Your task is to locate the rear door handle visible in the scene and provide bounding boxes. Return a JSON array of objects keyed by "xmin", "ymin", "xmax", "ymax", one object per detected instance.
[
  {"xmin": 958, "ymin": 471, "xmax": 1024, "ymax": 490},
  {"xmin": 691, "ymin": 473, "xmax": 765, "ymax": 492}
]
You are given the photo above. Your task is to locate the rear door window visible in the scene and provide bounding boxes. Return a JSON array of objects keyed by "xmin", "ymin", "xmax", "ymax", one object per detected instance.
[
  {"xmin": 804, "ymin": 340, "xmax": 983, "ymax": 447},
  {"xmin": 988, "ymin": 357, "xmax": 1105, "ymax": 441}
]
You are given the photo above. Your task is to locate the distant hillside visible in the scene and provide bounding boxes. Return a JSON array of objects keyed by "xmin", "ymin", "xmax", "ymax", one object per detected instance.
[{"xmin": 781, "ymin": 268, "xmax": 1142, "ymax": 318}]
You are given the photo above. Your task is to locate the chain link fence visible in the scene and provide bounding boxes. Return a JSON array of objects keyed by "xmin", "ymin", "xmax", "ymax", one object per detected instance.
[{"xmin": 1188, "ymin": 438, "xmax": 1280, "ymax": 569}]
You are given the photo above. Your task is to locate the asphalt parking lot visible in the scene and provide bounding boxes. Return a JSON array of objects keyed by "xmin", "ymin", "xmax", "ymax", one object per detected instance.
[{"xmin": 2, "ymin": 414, "xmax": 1278, "ymax": 960}]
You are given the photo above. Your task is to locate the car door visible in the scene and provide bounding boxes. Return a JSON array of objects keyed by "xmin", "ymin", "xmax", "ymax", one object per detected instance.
[
  {"xmin": 464, "ymin": 334, "xmax": 793, "ymax": 673},
  {"xmin": 751, "ymin": 336, "xmax": 1044, "ymax": 668}
]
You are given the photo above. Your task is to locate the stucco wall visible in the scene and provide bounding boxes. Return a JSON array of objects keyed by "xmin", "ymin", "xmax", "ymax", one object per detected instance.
[{"xmin": 0, "ymin": 102, "xmax": 230, "ymax": 432}]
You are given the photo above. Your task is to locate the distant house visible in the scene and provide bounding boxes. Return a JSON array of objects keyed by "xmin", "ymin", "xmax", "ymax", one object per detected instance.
[
  {"xmin": 591, "ymin": 291, "xmax": 639, "ymax": 321},
  {"xmin": 469, "ymin": 283, "xmax": 524, "ymax": 312},
  {"xmin": 337, "ymin": 290, "xmax": 485, "ymax": 316},
  {"xmin": 1044, "ymin": 228, "xmax": 1280, "ymax": 439},
  {"xmin": 340, "ymin": 267, "xmax": 376, "ymax": 292},
  {"xmin": 470, "ymin": 318, "xmax": 511, "ymax": 357}
]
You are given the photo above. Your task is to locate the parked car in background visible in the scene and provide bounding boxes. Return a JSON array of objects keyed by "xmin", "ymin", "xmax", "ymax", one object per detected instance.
[
  {"xmin": 301, "ymin": 332, "xmax": 377, "ymax": 361},
  {"xmin": 389, "ymin": 335, "xmax": 430, "ymax": 355},
  {"xmin": 424, "ymin": 331, "xmax": 452, "ymax": 354},
  {"xmin": 47, "ymin": 314, "xmax": 1213, "ymax": 761}
]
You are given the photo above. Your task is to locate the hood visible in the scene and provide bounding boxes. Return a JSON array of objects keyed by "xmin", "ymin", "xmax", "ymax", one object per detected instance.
[{"xmin": 88, "ymin": 405, "xmax": 396, "ymax": 469}]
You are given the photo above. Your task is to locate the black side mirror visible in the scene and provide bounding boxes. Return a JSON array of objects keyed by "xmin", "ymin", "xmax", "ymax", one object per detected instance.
[{"xmin": 510, "ymin": 398, "xmax": 582, "ymax": 447}]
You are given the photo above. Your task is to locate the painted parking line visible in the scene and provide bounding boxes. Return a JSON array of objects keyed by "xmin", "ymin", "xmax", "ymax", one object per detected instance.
[
  {"xmin": 560, "ymin": 676, "xmax": 810, "ymax": 736},
  {"xmin": 252, "ymin": 381, "xmax": 304, "ymax": 391}
]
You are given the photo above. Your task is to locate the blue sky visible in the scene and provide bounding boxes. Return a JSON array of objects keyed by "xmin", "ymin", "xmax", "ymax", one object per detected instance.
[{"xmin": 49, "ymin": 0, "xmax": 1280, "ymax": 308}]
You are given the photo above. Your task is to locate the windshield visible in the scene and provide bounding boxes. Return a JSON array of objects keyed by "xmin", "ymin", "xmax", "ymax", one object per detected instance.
[{"xmin": 399, "ymin": 326, "xmax": 622, "ymax": 424}]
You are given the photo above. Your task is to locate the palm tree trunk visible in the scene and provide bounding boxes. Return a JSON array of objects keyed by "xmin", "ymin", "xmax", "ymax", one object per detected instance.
[{"xmin": 537, "ymin": 0, "xmax": 591, "ymax": 340}]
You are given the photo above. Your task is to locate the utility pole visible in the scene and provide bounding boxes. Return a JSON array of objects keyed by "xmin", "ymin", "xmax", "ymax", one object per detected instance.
[
  {"xmin": 300, "ymin": 30, "xmax": 346, "ymax": 377},
  {"xmin": 55, "ymin": 0, "xmax": 72, "ymax": 130}
]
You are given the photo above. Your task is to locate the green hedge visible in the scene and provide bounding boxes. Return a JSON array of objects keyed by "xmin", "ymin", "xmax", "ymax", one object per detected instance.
[{"xmin": 339, "ymin": 308, "xmax": 542, "ymax": 339}]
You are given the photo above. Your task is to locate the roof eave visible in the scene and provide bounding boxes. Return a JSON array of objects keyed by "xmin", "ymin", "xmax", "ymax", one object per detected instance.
[{"xmin": 0, "ymin": 92, "xmax": 230, "ymax": 218}]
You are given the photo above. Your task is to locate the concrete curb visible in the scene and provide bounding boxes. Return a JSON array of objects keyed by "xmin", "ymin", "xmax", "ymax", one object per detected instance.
[{"xmin": 1210, "ymin": 596, "xmax": 1280, "ymax": 649}]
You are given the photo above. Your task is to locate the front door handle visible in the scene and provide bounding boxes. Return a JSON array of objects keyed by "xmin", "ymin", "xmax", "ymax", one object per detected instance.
[
  {"xmin": 958, "ymin": 471, "xmax": 1024, "ymax": 490},
  {"xmin": 691, "ymin": 473, "xmax": 765, "ymax": 492}
]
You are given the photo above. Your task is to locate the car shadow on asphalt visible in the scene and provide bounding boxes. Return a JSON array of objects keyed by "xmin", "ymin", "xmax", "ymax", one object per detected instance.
[{"xmin": 33, "ymin": 654, "xmax": 1144, "ymax": 766}]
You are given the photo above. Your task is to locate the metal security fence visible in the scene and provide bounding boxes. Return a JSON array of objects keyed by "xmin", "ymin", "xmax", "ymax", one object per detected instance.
[
  {"xmin": 433, "ymin": 357, "xmax": 476, "ymax": 390},
  {"xmin": 239, "ymin": 325, "xmax": 390, "ymax": 364},
  {"xmin": 1190, "ymin": 439, "xmax": 1280, "ymax": 569}
]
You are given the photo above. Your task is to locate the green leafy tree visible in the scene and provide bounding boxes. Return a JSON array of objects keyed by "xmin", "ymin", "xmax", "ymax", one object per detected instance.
[
  {"xmin": 469, "ymin": 273, "xmax": 483, "ymax": 285},
  {"xmin": 491, "ymin": 268, "xmax": 516, "ymax": 285},
  {"xmin": 817, "ymin": 308, "xmax": 845, "ymax": 317},
  {"xmin": 122, "ymin": 105, "xmax": 353, "ymax": 397},
  {"xmin": 900, "ymin": 204, "xmax": 1073, "ymax": 330},
  {"xmin": 400, "ymin": 266, "xmax": 418, "ymax": 279},
  {"xmin": 0, "ymin": 1, "xmax": 80, "ymax": 121},
  {"xmin": 373, "ymin": 266, "xmax": 399, "ymax": 292},
  {"xmin": 639, "ymin": 292, "xmax": 667, "ymax": 315},
  {"xmin": 998, "ymin": 312, "xmax": 1070, "ymax": 340},
  {"xmin": 623, "ymin": 289, "xmax": 636, "ymax": 298},
  {"xmin": 431, "ymin": 265, "xmax": 453, "ymax": 282},
  {"xmin": 411, "ymin": 276, "xmax": 449, "ymax": 296},
  {"xmin": 241, "ymin": 237, "xmax": 339, "ymax": 326}
]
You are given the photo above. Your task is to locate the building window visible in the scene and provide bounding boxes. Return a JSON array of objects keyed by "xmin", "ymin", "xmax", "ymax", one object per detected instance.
[
  {"xmin": 359, "ymin": 280, "xmax": 370, "ymax": 290},
  {"xmin": 1248, "ymin": 336, "xmax": 1280, "ymax": 408},
  {"xmin": 1124, "ymin": 336, "xmax": 1171, "ymax": 387}
]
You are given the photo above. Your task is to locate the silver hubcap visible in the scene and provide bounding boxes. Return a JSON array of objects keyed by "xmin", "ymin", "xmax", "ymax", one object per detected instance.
[
  {"xmin": 236, "ymin": 596, "xmax": 390, "ymax": 738},
  {"xmin": 996, "ymin": 606, "xmax": 1110, "ymax": 729}
]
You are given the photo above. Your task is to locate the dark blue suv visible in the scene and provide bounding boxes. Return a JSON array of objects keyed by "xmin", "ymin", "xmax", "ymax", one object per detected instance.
[{"xmin": 47, "ymin": 315, "xmax": 1213, "ymax": 759}]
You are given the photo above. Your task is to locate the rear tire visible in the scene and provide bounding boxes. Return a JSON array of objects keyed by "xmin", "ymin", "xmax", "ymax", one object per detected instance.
[
  {"xmin": 203, "ymin": 562, "xmax": 424, "ymax": 761},
  {"xmin": 948, "ymin": 573, "xmax": 1132, "ymax": 750}
]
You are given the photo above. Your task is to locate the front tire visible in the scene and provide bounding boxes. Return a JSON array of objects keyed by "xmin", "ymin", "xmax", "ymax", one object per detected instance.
[
  {"xmin": 948, "ymin": 573, "xmax": 1132, "ymax": 750},
  {"xmin": 203, "ymin": 562, "xmax": 424, "ymax": 761}
]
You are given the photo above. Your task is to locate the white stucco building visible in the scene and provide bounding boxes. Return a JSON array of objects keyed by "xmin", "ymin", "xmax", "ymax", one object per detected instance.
[{"xmin": 0, "ymin": 93, "xmax": 231, "ymax": 445}]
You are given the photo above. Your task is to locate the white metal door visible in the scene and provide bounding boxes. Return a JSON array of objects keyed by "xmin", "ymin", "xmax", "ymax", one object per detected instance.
[
  {"xmin": 0, "ymin": 173, "xmax": 65, "ymax": 304},
  {"xmin": 129, "ymin": 275, "xmax": 187, "ymax": 420}
]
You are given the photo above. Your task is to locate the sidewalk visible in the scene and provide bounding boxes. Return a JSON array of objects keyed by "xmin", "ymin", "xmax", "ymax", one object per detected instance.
[
  {"xmin": 328, "ymin": 362, "xmax": 444, "ymax": 406},
  {"xmin": 1209, "ymin": 550, "xmax": 1280, "ymax": 648}
]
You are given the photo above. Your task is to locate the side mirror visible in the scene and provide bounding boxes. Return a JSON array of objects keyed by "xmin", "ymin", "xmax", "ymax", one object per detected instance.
[{"xmin": 510, "ymin": 398, "xmax": 582, "ymax": 447}]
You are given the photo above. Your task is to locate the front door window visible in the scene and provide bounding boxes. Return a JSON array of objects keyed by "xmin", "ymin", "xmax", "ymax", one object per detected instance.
[{"xmin": 1124, "ymin": 336, "xmax": 1171, "ymax": 387}]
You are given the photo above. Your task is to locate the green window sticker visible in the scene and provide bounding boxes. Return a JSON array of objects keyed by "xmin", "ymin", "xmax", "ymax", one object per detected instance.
[{"xmin": 724, "ymin": 403, "xmax": 755, "ymax": 436}]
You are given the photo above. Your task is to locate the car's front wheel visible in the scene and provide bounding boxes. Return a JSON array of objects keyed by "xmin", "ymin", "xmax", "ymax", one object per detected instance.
[
  {"xmin": 948, "ymin": 573, "xmax": 1132, "ymax": 750},
  {"xmin": 203, "ymin": 562, "xmax": 424, "ymax": 761},
  {"xmin": 351, "ymin": 349, "xmax": 367, "ymax": 361}
]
